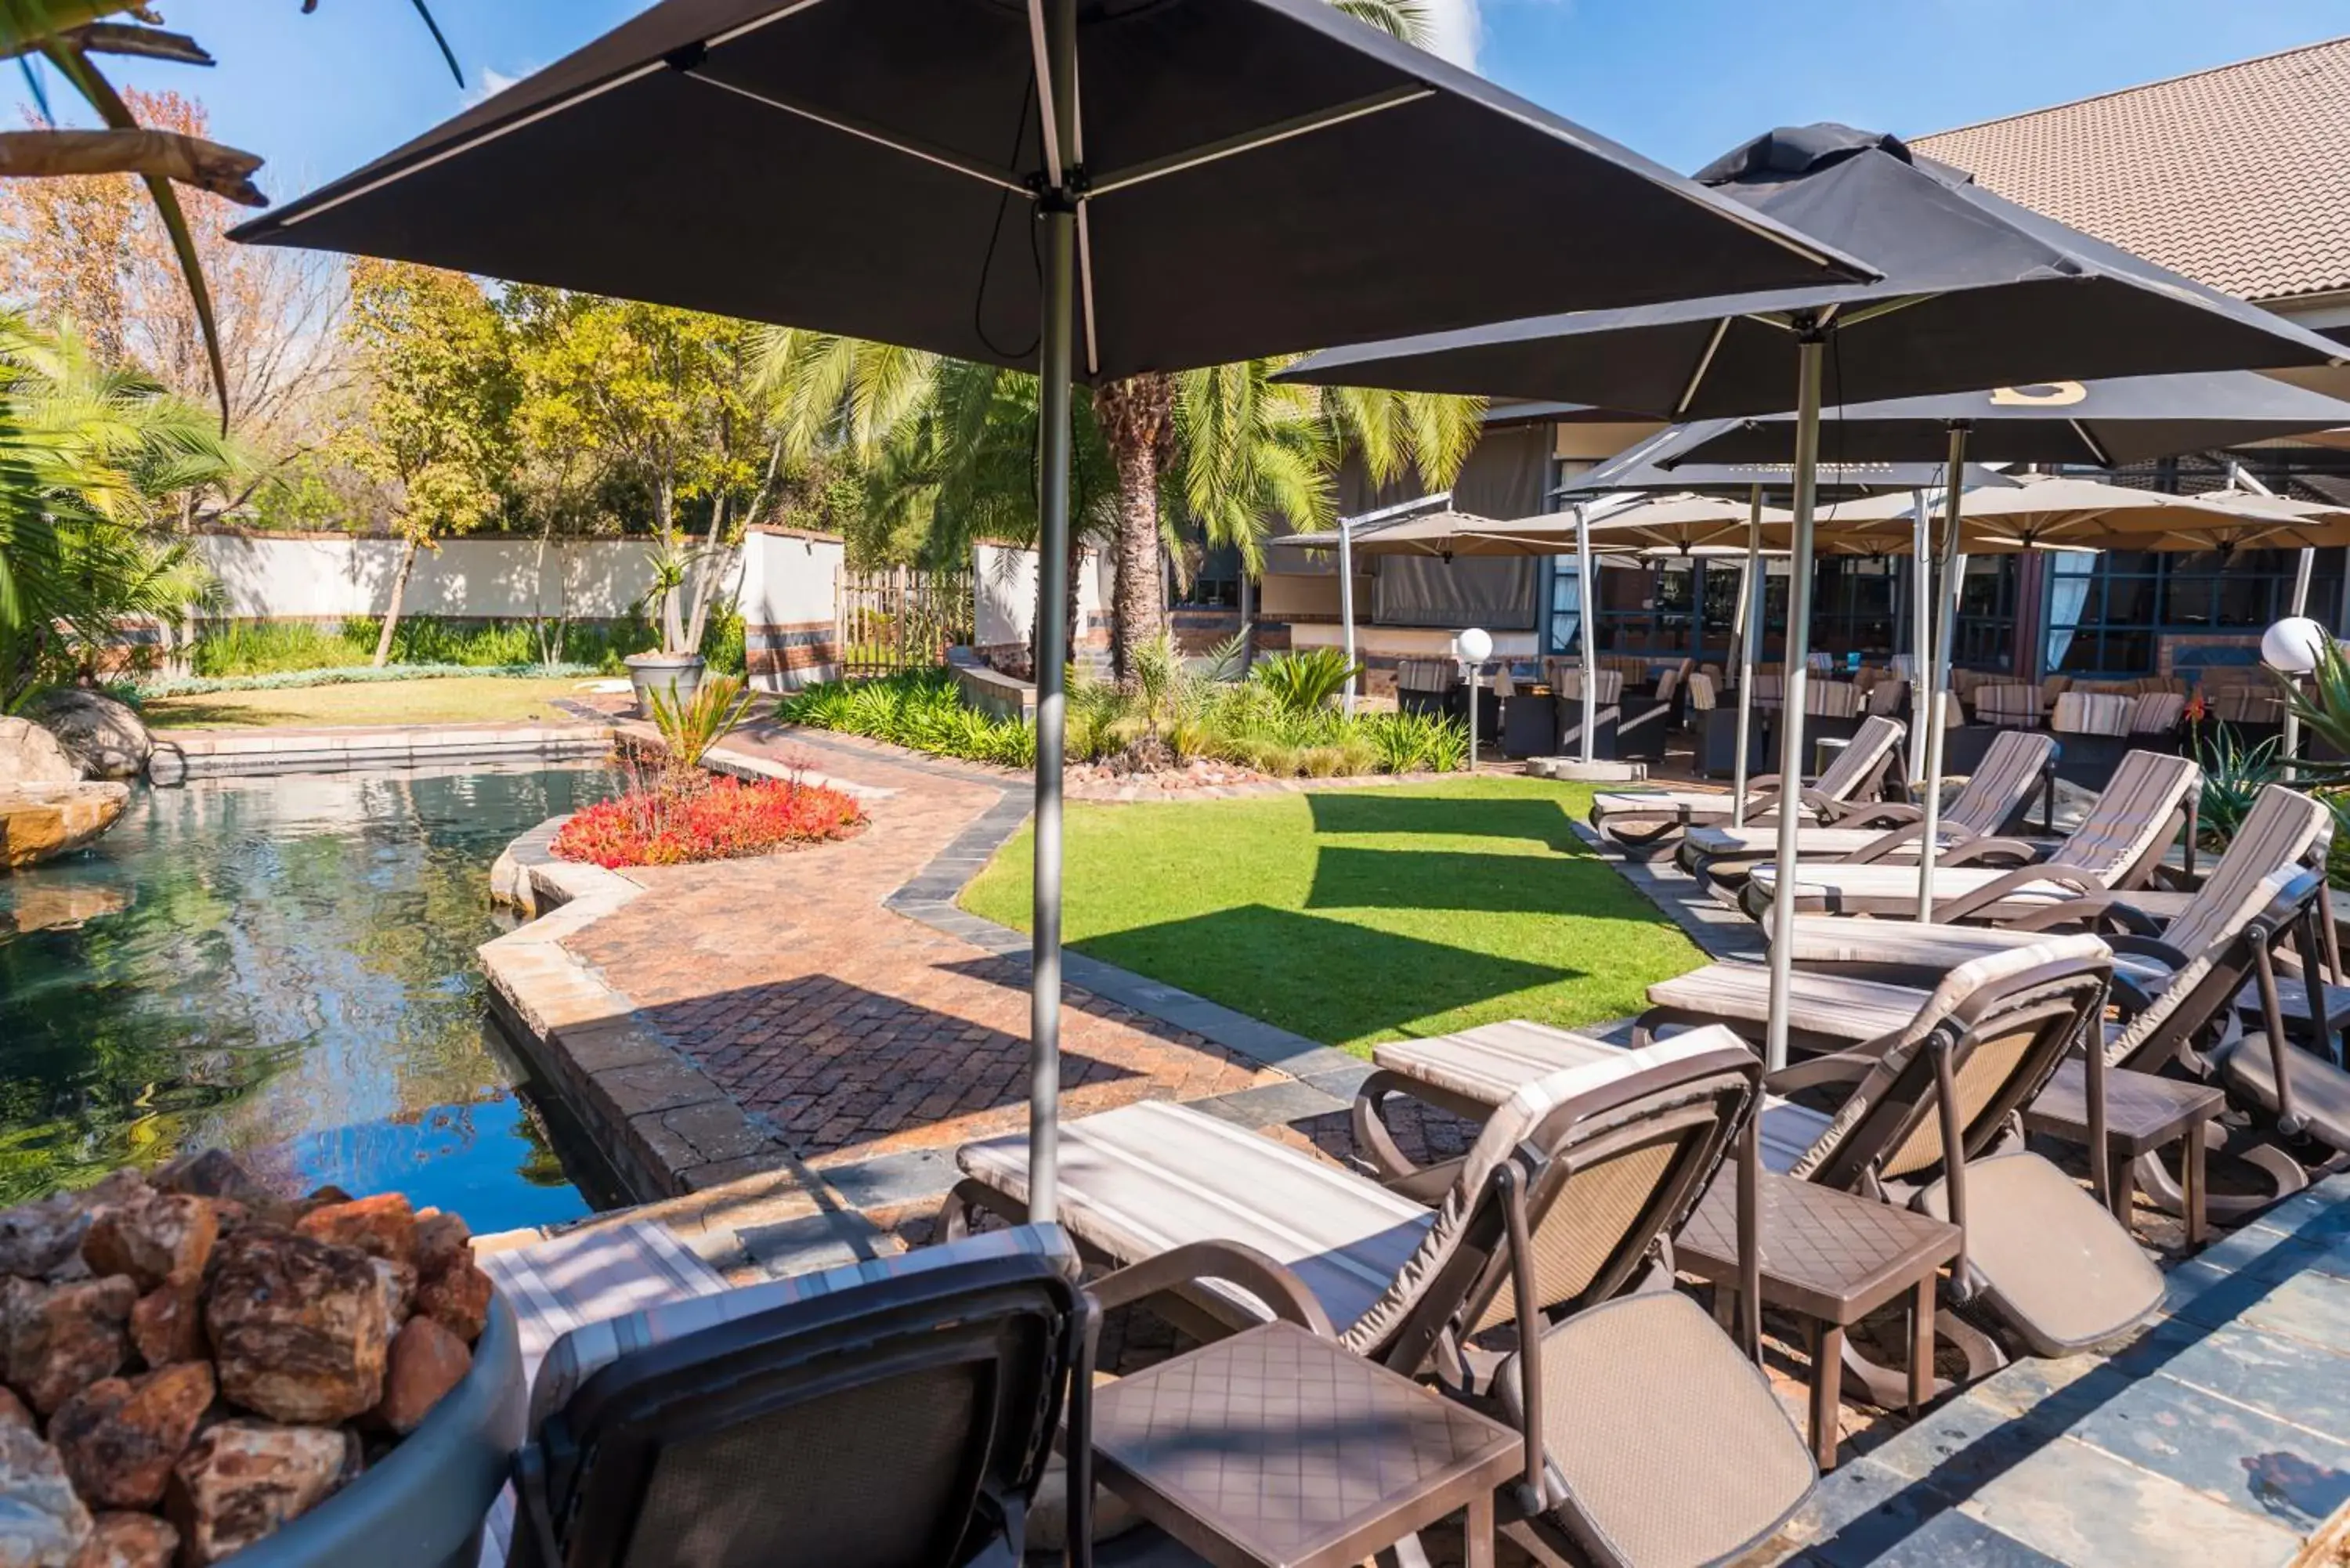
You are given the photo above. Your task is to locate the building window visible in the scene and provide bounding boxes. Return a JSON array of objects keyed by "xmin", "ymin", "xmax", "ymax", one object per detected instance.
[
  {"xmin": 1950, "ymin": 556, "xmax": 2018, "ymax": 670},
  {"xmin": 2043, "ymin": 548, "xmax": 2335, "ymax": 676}
]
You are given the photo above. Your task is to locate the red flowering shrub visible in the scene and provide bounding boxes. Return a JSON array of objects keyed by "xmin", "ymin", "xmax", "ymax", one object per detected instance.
[{"xmin": 551, "ymin": 775, "xmax": 865, "ymax": 868}]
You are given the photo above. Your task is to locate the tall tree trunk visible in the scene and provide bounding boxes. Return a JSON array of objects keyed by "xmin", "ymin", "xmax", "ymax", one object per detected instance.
[
  {"xmin": 1238, "ymin": 569, "xmax": 1256, "ymax": 677},
  {"xmin": 656, "ymin": 474, "xmax": 688, "ymax": 653},
  {"xmin": 372, "ymin": 535, "xmax": 421, "ymax": 668},
  {"xmin": 1094, "ymin": 374, "xmax": 1175, "ymax": 681}
]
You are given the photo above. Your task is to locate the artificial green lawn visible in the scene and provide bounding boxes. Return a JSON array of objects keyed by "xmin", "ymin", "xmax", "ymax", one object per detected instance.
[{"xmin": 961, "ymin": 776, "xmax": 1705, "ymax": 1054}]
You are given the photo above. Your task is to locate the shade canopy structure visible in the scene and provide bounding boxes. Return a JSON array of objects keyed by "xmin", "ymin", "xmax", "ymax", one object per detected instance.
[
  {"xmin": 1275, "ymin": 125, "xmax": 2346, "ymax": 414},
  {"xmin": 1643, "ymin": 371, "xmax": 2350, "ymax": 468},
  {"xmin": 231, "ymin": 0, "xmax": 1871, "ymax": 383},
  {"xmin": 1562, "ymin": 452, "xmax": 2020, "ymax": 497},
  {"xmin": 1817, "ymin": 473, "xmax": 2350, "ymax": 552},
  {"xmin": 1279, "ymin": 121, "xmax": 2346, "ymax": 1071},
  {"xmin": 1271, "ymin": 508, "xmax": 1563, "ymax": 558},
  {"xmin": 232, "ymin": 1, "xmax": 1900, "ymax": 1227}
]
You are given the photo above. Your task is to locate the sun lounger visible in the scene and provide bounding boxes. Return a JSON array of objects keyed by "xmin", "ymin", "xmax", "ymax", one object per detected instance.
[
  {"xmin": 1589, "ymin": 714, "xmax": 1905, "ymax": 852},
  {"xmin": 1741, "ymin": 749, "xmax": 2199, "ymax": 922},
  {"xmin": 506, "ymin": 1224, "xmax": 1094, "ymax": 1568},
  {"xmin": 946, "ymin": 1032, "xmax": 1823, "ymax": 1568},
  {"xmin": 1679, "ymin": 728, "xmax": 2057, "ymax": 888},
  {"xmin": 1358, "ymin": 940, "xmax": 2164, "ymax": 1364}
]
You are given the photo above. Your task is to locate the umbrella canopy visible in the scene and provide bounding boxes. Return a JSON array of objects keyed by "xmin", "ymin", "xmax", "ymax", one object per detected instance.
[
  {"xmin": 1271, "ymin": 508, "xmax": 1560, "ymax": 558},
  {"xmin": 1563, "ymin": 451, "xmax": 2019, "ymax": 497},
  {"xmin": 1818, "ymin": 473, "xmax": 2350, "ymax": 551},
  {"xmin": 1647, "ymin": 371, "xmax": 2350, "ymax": 468},
  {"xmin": 1275, "ymin": 124, "xmax": 2346, "ymax": 413},
  {"xmin": 230, "ymin": 0, "xmax": 1891, "ymax": 1227},
  {"xmin": 231, "ymin": 0, "xmax": 1870, "ymax": 381}
]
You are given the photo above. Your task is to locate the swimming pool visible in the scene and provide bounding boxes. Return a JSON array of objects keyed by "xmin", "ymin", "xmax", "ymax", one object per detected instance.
[{"xmin": 0, "ymin": 761, "xmax": 624, "ymax": 1232}]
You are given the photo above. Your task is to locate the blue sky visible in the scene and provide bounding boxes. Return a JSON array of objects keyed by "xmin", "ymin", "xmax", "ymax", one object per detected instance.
[{"xmin": 12, "ymin": 1, "xmax": 2349, "ymax": 198}]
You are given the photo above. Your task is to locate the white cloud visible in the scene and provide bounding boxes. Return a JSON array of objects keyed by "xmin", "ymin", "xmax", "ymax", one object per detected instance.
[{"xmin": 1419, "ymin": 0, "xmax": 1484, "ymax": 69}]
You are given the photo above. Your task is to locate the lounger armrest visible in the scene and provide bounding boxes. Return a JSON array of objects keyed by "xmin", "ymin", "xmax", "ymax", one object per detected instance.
[
  {"xmin": 2002, "ymin": 893, "xmax": 2164, "ymax": 938},
  {"xmin": 1934, "ymin": 862, "xmax": 2106, "ymax": 924},
  {"xmin": 2101, "ymin": 933, "xmax": 2190, "ymax": 970},
  {"xmin": 1087, "ymin": 1240, "xmax": 1338, "ymax": 1339},
  {"xmin": 1842, "ymin": 819, "xmax": 1929, "ymax": 864},
  {"xmin": 1936, "ymin": 836, "xmax": 2049, "ymax": 867},
  {"xmin": 1835, "ymin": 802, "xmax": 1924, "ymax": 830},
  {"xmin": 1762, "ymin": 1050, "xmax": 1878, "ymax": 1094}
]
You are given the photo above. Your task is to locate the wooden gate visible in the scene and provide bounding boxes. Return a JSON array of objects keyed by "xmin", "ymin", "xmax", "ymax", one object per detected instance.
[{"xmin": 837, "ymin": 566, "xmax": 974, "ymax": 678}]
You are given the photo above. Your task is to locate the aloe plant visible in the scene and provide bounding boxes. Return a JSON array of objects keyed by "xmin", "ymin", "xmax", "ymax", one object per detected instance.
[
  {"xmin": 1251, "ymin": 647, "xmax": 1361, "ymax": 715},
  {"xmin": 2273, "ymin": 637, "xmax": 2350, "ymax": 784},
  {"xmin": 647, "ymin": 673, "xmax": 755, "ymax": 773}
]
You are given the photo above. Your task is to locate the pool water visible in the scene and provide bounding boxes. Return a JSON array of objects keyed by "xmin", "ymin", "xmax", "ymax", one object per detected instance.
[{"xmin": 0, "ymin": 763, "xmax": 624, "ymax": 1231}]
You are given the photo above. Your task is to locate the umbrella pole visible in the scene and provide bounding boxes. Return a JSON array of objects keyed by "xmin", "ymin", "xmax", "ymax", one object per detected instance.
[
  {"xmin": 2287, "ymin": 544, "xmax": 2316, "ymax": 771},
  {"xmin": 1340, "ymin": 516, "xmax": 1358, "ymax": 718},
  {"xmin": 1908, "ymin": 492, "xmax": 1932, "ymax": 789},
  {"xmin": 1915, "ymin": 424, "xmax": 1969, "ymax": 921},
  {"xmin": 1733, "ymin": 486, "xmax": 1762, "ymax": 827},
  {"xmin": 1764, "ymin": 331, "xmax": 1827, "ymax": 1072},
  {"xmin": 1577, "ymin": 501, "xmax": 1597, "ymax": 764},
  {"xmin": 1026, "ymin": 0, "xmax": 1079, "ymax": 1226}
]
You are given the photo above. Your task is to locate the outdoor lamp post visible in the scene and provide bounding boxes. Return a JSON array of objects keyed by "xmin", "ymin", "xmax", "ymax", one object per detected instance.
[
  {"xmin": 2265, "ymin": 615, "xmax": 2329, "ymax": 774},
  {"xmin": 1455, "ymin": 626, "xmax": 1493, "ymax": 771}
]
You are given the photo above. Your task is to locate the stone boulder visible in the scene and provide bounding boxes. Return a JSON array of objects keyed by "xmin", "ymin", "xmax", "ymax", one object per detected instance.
[
  {"xmin": 293, "ymin": 1194, "xmax": 414, "ymax": 1267},
  {"xmin": 0, "ymin": 1424, "xmax": 94, "ymax": 1568},
  {"xmin": 0, "ymin": 783, "xmax": 130, "ymax": 872},
  {"xmin": 68, "ymin": 1513, "xmax": 176, "ymax": 1568},
  {"xmin": 81, "ymin": 1194, "xmax": 216, "ymax": 1294},
  {"xmin": 0, "ymin": 717, "xmax": 78, "ymax": 786},
  {"xmin": 49, "ymin": 1364, "xmax": 214, "ymax": 1510},
  {"xmin": 204, "ymin": 1231, "xmax": 393, "ymax": 1425},
  {"xmin": 164, "ymin": 1421, "xmax": 350, "ymax": 1567},
  {"xmin": 412, "ymin": 1252, "xmax": 493, "ymax": 1346},
  {"xmin": 127, "ymin": 1281, "xmax": 203, "ymax": 1371},
  {"xmin": 369, "ymin": 1317, "xmax": 469, "ymax": 1436},
  {"xmin": 26, "ymin": 692, "xmax": 150, "ymax": 782},
  {"xmin": 1, "ymin": 1276, "xmax": 138, "ymax": 1416}
]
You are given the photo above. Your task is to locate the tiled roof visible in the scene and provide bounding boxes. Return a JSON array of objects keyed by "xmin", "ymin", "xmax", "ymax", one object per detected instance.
[{"xmin": 1914, "ymin": 37, "xmax": 2350, "ymax": 303}]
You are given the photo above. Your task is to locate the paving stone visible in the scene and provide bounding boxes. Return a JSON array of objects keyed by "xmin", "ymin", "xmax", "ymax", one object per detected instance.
[
  {"xmin": 812, "ymin": 1150, "xmax": 960, "ymax": 1209},
  {"xmin": 1956, "ymin": 1429, "xmax": 2303, "ymax": 1568},
  {"xmin": 555, "ymin": 1021, "xmax": 674, "ymax": 1075},
  {"xmin": 1183, "ymin": 1081, "xmax": 1350, "ymax": 1132},
  {"xmin": 2167, "ymin": 1258, "xmax": 2350, "ymax": 1353},
  {"xmin": 739, "ymin": 1211, "xmax": 891, "ymax": 1277},
  {"xmin": 1810, "ymin": 1506, "xmax": 2063, "ymax": 1568},
  {"xmin": 596, "ymin": 1057, "xmax": 725, "ymax": 1117},
  {"xmin": 2142, "ymin": 1320, "xmax": 2350, "ymax": 1444},
  {"xmin": 2046, "ymin": 1368, "xmax": 2350, "ymax": 1531}
]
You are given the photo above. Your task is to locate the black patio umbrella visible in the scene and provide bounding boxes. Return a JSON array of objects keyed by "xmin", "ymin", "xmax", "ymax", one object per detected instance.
[
  {"xmin": 1644, "ymin": 371, "xmax": 2350, "ymax": 468},
  {"xmin": 1278, "ymin": 121, "xmax": 2348, "ymax": 1068},
  {"xmin": 233, "ymin": 1, "xmax": 1875, "ymax": 1223}
]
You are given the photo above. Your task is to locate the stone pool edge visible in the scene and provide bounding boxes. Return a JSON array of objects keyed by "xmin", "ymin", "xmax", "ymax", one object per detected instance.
[{"xmin": 481, "ymin": 816, "xmax": 819, "ymax": 1205}]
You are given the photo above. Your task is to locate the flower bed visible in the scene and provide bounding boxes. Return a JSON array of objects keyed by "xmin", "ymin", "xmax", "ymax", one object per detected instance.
[{"xmin": 551, "ymin": 774, "xmax": 864, "ymax": 869}]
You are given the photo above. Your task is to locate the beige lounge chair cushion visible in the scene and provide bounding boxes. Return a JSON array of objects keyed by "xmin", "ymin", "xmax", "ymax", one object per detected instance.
[
  {"xmin": 1593, "ymin": 789, "xmax": 1807, "ymax": 827},
  {"xmin": 1647, "ymin": 962, "xmax": 1934, "ymax": 1042},
  {"xmin": 956, "ymin": 1100, "xmax": 1434, "ymax": 1335},
  {"xmin": 1685, "ymin": 824, "xmax": 1943, "ymax": 862},
  {"xmin": 1499, "ymin": 1291, "xmax": 1814, "ymax": 1568},
  {"xmin": 1372, "ymin": 1020, "xmax": 1628, "ymax": 1104},
  {"xmin": 1747, "ymin": 861, "xmax": 2089, "ymax": 916}
]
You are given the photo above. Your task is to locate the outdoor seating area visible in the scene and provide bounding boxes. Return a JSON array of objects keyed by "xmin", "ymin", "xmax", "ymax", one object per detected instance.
[{"xmin": 20, "ymin": 5, "xmax": 2350, "ymax": 1568}]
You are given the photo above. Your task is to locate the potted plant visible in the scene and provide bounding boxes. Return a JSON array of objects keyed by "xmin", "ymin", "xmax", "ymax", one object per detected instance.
[{"xmin": 624, "ymin": 546, "xmax": 707, "ymax": 717}]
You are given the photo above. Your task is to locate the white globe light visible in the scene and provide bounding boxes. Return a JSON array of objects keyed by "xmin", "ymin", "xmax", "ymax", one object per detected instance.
[
  {"xmin": 2261, "ymin": 616, "xmax": 2328, "ymax": 675},
  {"xmin": 1455, "ymin": 627, "xmax": 1494, "ymax": 666}
]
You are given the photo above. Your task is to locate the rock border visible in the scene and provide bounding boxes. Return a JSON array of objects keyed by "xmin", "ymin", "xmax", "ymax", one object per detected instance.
[{"xmin": 480, "ymin": 819, "xmax": 817, "ymax": 1203}]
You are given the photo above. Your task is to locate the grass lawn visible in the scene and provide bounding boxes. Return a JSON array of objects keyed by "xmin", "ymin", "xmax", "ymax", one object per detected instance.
[
  {"xmin": 142, "ymin": 675, "xmax": 598, "ymax": 731},
  {"xmin": 962, "ymin": 776, "xmax": 1705, "ymax": 1053}
]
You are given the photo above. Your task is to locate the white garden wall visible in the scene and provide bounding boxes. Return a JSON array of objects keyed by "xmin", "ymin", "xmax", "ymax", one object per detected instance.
[
  {"xmin": 973, "ymin": 542, "xmax": 1111, "ymax": 653},
  {"xmin": 191, "ymin": 534, "xmax": 696, "ymax": 623}
]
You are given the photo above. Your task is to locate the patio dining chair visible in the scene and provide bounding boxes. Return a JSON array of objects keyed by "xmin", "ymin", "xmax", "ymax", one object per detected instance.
[
  {"xmin": 1353, "ymin": 939, "xmax": 2160, "ymax": 1374},
  {"xmin": 1589, "ymin": 713, "xmax": 1904, "ymax": 852},
  {"xmin": 1740, "ymin": 749, "xmax": 2199, "ymax": 923},
  {"xmin": 943, "ymin": 1032, "xmax": 1824, "ymax": 1568},
  {"xmin": 504, "ymin": 1225, "xmax": 1094, "ymax": 1568},
  {"xmin": 1678, "ymin": 728, "xmax": 2057, "ymax": 890}
]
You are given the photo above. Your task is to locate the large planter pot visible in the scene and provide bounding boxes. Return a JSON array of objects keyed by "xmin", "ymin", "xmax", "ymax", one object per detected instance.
[
  {"xmin": 624, "ymin": 652, "xmax": 706, "ymax": 718},
  {"xmin": 228, "ymin": 1293, "xmax": 525, "ymax": 1568}
]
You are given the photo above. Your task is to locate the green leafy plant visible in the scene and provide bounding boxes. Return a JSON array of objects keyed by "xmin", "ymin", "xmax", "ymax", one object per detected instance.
[
  {"xmin": 2276, "ymin": 638, "xmax": 2350, "ymax": 785},
  {"xmin": 1250, "ymin": 647, "xmax": 1361, "ymax": 715},
  {"xmin": 647, "ymin": 673, "xmax": 755, "ymax": 772},
  {"xmin": 2194, "ymin": 727, "xmax": 2283, "ymax": 851}
]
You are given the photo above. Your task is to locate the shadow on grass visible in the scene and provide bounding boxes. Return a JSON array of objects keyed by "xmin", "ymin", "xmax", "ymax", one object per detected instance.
[
  {"xmin": 1061, "ymin": 903, "xmax": 1574, "ymax": 1044},
  {"xmin": 1305, "ymin": 845, "xmax": 1683, "ymax": 918},
  {"xmin": 1305, "ymin": 792, "xmax": 1587, "ymax": 853},
  {"xmin": 143, "ymin": 701, "xmax": 277, "ymax": 730}
]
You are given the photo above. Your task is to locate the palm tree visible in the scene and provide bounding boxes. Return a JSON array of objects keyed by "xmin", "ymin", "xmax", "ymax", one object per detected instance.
[{"xmin": 0, "ymin": 314, "xmax": 227, "ymax": 706}]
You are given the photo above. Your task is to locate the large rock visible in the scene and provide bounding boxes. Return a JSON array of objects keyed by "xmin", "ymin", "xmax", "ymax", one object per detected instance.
[
  {"xmin": 49, "ymin": 1363, "xmax": 214, "ymax": 1509},
  {"xmin": 0, "ymin": 717, "xmax": 78, "ymax": 787},
  {"xmin": 127, "ymin": 1281, "xmax": 203, "ymax": 1371},
  {"xmin": 164, "ymin": 1421, "xmax": 350, "ymax": 1567},
  {"xmin": 0, "ymin": 1425, "xmax": 93, "ymax": 1568},
  {"xmin": 26, "ymin": 692, "xmax": 150, "ymax": 782},
  {"xmin": 0, "ymin": 783, "xmax": 130, "ymax": 872},
  {"xmin": 204, "ymin": 1231, "xmax": 393, "ymax": 1425},
  {"xmin": 293, "ymin": 1194, "xmax": 413, "ymax": 1267},
  {"xmin": 0, "ymin": 1389, "xmax": 31, "ymax": 1433},
  {"xmin": 0, "ymin": 1194, "xmax": 96, "ymax": 1281},
  {"xmin": 0, "ymin": 1277, "xmax": 138, "ymax": 1416},
  {"xmin": 369, "ymin": 1317, "xmax": 469, "ymax": 1436},
  {"xmin": 81, "ymin": 1194, "xmax": 215, "ymax": 1294},
  {"xmin": 68, "ymin": 1513, "xmax": 175, "ymax": 1568},
  {"xmin": 412, "ymin": 1254, "xmax": 493, "ymax": 1347}
]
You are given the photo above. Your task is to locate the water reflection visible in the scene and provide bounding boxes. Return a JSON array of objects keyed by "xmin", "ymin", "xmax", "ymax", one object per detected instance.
[{"xmin": 0, "ymin": 762, "xmax": 620, "ymax": 1232}]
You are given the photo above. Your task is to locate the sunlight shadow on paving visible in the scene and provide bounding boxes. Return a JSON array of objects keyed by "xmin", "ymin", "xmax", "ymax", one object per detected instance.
[
  {"xmin": 1305, "ymin": 792, "xmax": 1587, "ymax": 852},
  {"xmin": 1303, "ymin": 844, "xmax": 1693, "ymax": 919}
]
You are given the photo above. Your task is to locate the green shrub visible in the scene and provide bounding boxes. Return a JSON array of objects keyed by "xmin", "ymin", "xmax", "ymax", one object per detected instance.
[
  {"xmin": 777, "ymin": 669, "xmax": 1036, "ymax": 769},
  {"xmin": 192, "ymin": 622, "xmax": 373, "ymax": 676},
  {"xmin": 1250, "ymin": 647, "xmax": 1361, "ymax": 714},
  {"xmin": 2193, "ymin": 727, "xmax": 2283, "ymax": 851}
]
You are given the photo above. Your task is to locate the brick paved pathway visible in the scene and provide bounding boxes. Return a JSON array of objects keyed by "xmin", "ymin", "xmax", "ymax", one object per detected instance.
[{"xmin": 562, "ymin": 717, "xmax": 1281, "ymax": 1170}]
